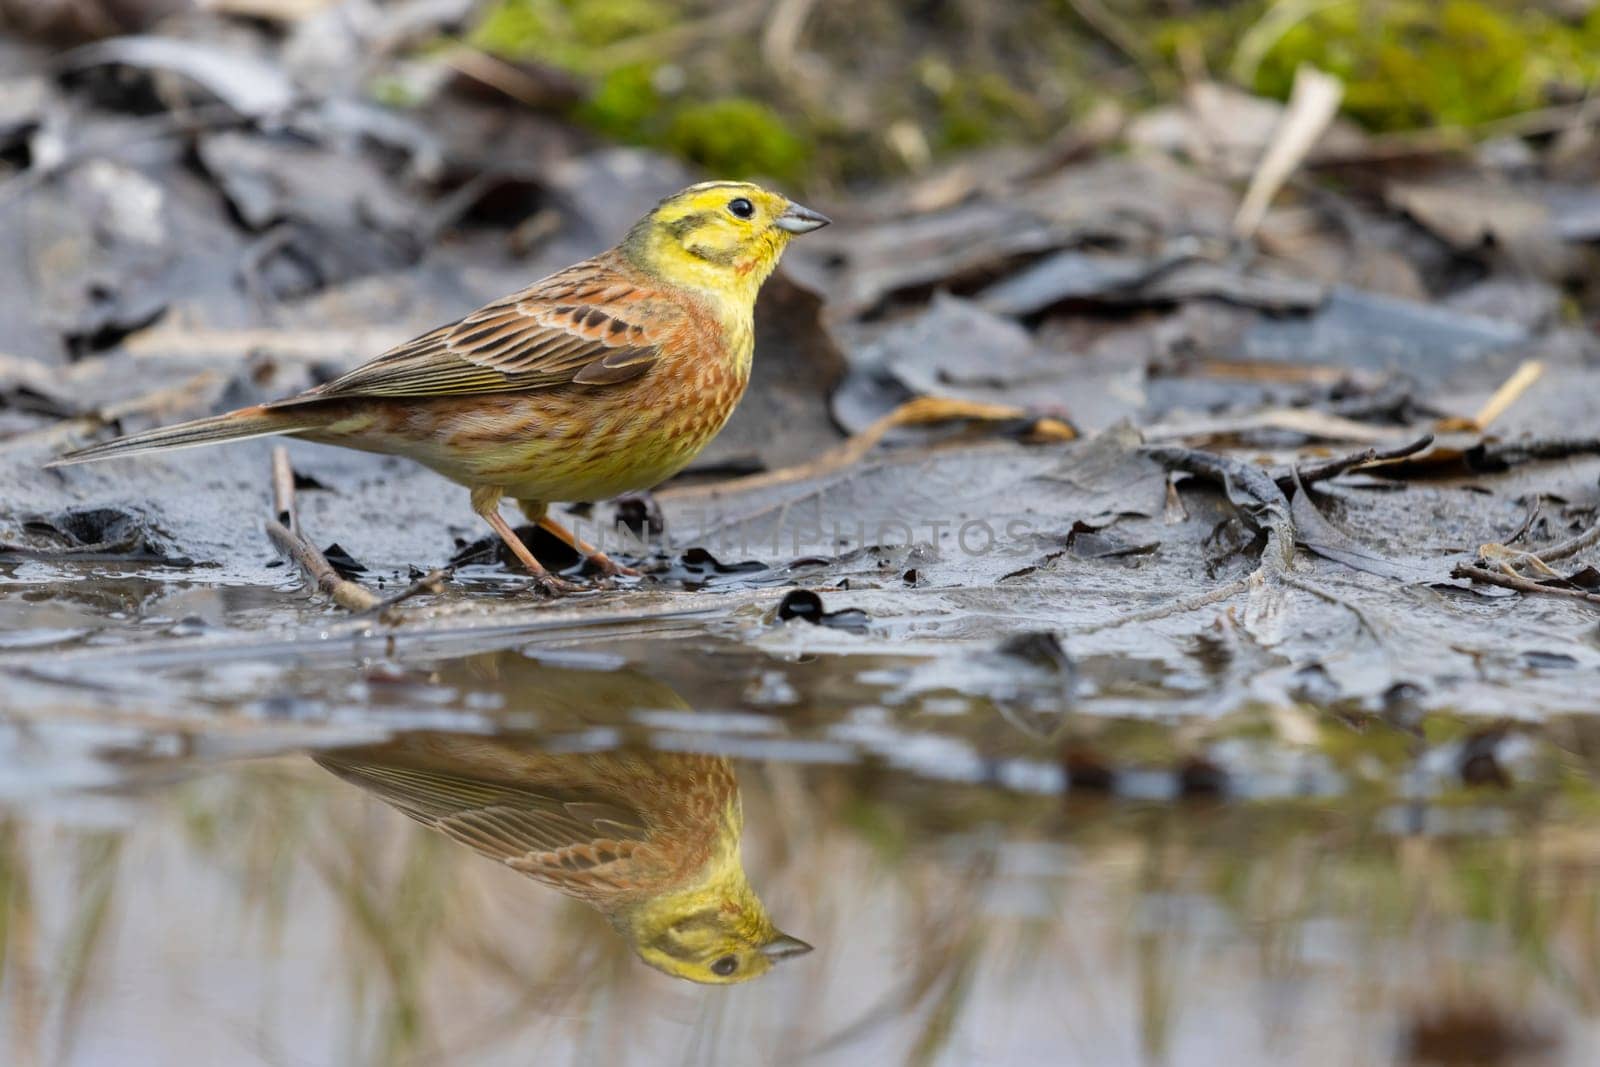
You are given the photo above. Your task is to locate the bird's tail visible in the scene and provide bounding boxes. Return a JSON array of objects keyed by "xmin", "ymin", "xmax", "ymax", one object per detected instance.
[{"xmin": 46, "ymin": 404, "xmax": 320, "ymax": 467}]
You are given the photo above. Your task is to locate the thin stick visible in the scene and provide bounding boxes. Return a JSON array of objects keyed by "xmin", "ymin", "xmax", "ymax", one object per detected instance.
[
  {"xmin": 1473, "ymin": 515, "xmax": 1600, "ymax": 580},
  {"xmin": 1234, "ymin": 64, "xmax": 1344, "ymax": 240},
  {"xmin": 1275, "ymin": 433, "xmax": 1434, "ymax": 494},
  {"xmin": 1472, "ymin": 511, "xmax": 1600, "ymax": 579},
  {"xmin": 1475, "ymin": 437, "xmax": 1600, "ymax": 467},
  {"xmin": 264, "ymin": 518, "xmax": 380, "ymax": 611},
  {"xmin": 271, "ymin": 448, "xmax": 297, "ymax": 530},
  {"xmin": 439, "ymin": 47, "xmax": 574, "ymax": 109},
  {"xmin": 265, "ymin": 447, "xmax": 380, "ymax": 612},
  {"xmin": 1534, "ymin": 520, "xmax": 1600, "ymax": 566},
  {"xmin": 1452, "ymin": 564, "xmax": 1600, "ymax": 607},
  {"xmin": 363, "ymin": 567, "xmax": 454, "ymax": 617},
  {"xmin": 1504, "ymin": 497, "xmax": 1541, "ymax": 548},
  {"xmin": 1471, "ymin": 360, "xmax": 1544, "ymax": 431}
]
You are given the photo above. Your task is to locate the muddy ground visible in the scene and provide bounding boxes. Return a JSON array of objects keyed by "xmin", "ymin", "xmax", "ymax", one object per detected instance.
[
  {"xmin": 2, "ymin": 28, "xmax": 1598, "ymax": 734},
  {"xmin": 5, "ymin": 14, "xmax": 1600, "ymax": 1065}
]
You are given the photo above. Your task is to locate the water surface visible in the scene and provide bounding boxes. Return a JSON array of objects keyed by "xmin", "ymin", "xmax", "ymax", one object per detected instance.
[{"xmin": 1, "ymin": 624, "xmax": 1593, "ymax": 1066}]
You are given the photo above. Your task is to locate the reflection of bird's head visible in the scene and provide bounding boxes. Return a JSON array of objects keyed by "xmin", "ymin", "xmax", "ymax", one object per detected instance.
[
  {"xmin": 314, "ymin": 663, "xmax": 813, "ymax": 986},
  {"xmin": 619, "ymin": 849, "xmax": 812, "ymax": 985}
]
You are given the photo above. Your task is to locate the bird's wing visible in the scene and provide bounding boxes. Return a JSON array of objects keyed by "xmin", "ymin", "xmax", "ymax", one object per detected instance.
[
  {"xmin": 299, "ymin": 261, "xmax": 675, "ymax": 400},
  {"xmin": 314, "ymin": 757, "xmax": 652, "ymax": 876}
]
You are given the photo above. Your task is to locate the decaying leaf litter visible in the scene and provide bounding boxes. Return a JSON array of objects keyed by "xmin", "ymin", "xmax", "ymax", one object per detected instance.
[{"xmin": 3, "ymin": 17, "xmax": 1600, "ymax": 801}]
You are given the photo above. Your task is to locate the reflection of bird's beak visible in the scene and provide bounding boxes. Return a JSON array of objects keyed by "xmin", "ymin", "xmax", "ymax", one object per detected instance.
[
  {"xmin": 775, "ymin": 203, "xmax": 831, "ymax": 234},
  {"xmin": 760, "ymin": 932, "xmax": 815, "ymax": 960}
]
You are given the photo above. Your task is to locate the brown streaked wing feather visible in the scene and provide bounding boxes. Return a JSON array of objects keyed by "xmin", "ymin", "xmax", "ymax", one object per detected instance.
[
  {"xmin": 303, "ymin": 260, "xmax": 671, "ymax": 400},
  {"xmin": 314, "ymin": 757, "xmax": 651, "ymax": 874}
]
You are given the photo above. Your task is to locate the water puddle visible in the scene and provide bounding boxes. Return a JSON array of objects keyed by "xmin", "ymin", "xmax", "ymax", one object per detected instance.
[{"xmin": 1, "ymin": 629, "xmax": 1595, "ymax": 1065}]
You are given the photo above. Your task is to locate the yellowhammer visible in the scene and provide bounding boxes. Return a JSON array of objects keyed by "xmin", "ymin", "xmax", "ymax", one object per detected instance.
[
  {"xmin": 48, "ymin": 181, "xmax": 830, "ymax": 592},
  {"xmin": 314, "ymin": 664, "xmax": 808, "ymax": 984}
]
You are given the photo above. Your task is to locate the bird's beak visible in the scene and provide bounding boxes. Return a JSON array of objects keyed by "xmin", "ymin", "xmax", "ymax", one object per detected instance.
[
  {"xmin": 760, "ymin": 933, "xmax": 814, "ymax": 961},
  {"xmin": 775, "ymin": 202, "xmax": 831, "ymax": 234}
]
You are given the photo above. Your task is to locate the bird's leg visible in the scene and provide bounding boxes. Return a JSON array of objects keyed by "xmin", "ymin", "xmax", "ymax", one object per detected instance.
[
  {"xmin": 540, "ymin": 516, "xmax": 643, "ymax": 578},
  {"xmin": 471, "ymin": 487, "xmax": 582, "ymax": 595},
  {"xmin": 517, "ymin": 499, "xmax": 642, "ymax": 578}
]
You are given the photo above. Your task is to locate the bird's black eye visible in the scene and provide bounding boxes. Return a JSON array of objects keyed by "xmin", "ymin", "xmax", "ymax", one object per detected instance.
[
  {"xmin": 728, "ymin": 198, "xmax": 755, "ymax": 219},
  {"xmin": 710, "ymin": 955, "xmax": 739, "ymax": 977}
]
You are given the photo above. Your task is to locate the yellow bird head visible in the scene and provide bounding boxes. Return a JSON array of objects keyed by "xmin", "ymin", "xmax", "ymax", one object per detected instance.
[
  {"xmin": 616, "ymin": 851, "xmax": 812, "ymax": 985},
  {"xmin": 622, "ymin": 180, "xmax": 830, "ymax": 306}
]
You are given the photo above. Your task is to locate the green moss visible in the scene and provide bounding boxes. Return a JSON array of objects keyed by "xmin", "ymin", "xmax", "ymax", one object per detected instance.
[
  {"xmin": 468, "ymin": 1, "xmax": 810, "ymax": 180},
  {"xmin": 463, "ymin": 0, "xmax": 1600, "ymax": 184},
  {"xmin": 470, "ymin": 0, "xmax": 554, "ymax": 59},
  {"xmin": 1152, "ymin": 5, "xmax": 1264, "ymax": 89},
  {"xmin": 665, "ymin": 98, "xmax": 810, "ymax": 180},
  {"xmin": 931, "ymin": 69, "xmax": 1049, "ymax": 152},
  {"xmin": 567, "ymin": 0, "xmax": 673, "ymax": 48},
  {"xmin": 1253, "ymin": 0, "xmax": 1600, "ymax": 131},
  {"xmin": 578, "ymin": 62, "xmax": 661, "ymax": 141},
  {"xmin": 463, "ymin": 0, "xmax": 1127, "ymax": 185},
  {"xmin": 471, "ymin": 0, "xmax": 672, "ymax": 73}
]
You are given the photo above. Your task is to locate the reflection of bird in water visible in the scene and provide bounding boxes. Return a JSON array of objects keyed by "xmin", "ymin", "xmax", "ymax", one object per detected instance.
[{"xmin": 313, "ymin": 665, "xmax": 810, "ymax": 985}]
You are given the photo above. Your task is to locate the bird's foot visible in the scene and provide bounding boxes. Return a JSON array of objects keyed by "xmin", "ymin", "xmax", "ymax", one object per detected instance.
[
  {"xmin": 526, "ymin": 572, "xmax": 587, "ymax": 596},
  {"xmin": 589, "ymin": 555, "xmax": 643, "ymax": 579}
]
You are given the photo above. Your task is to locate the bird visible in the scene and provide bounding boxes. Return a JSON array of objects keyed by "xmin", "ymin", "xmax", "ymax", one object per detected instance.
[
  {"xmin": 46, "ymin": 181, "xmax": 830, "ymax": 593},
  {"xmin": 312, "ymin": 664, "xmax": 811, "ymax": 985}
]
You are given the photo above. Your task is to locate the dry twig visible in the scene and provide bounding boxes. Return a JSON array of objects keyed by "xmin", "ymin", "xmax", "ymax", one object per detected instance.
[
  {"xmin": 1234, "ymin": 64, "xmax": 1345, "ymax": 240},
  {"xmin": 1451, "ymin": 564, "xmax": 1600, "ymax": 608},
  {"xmin": 1473, "ymin": 437, "xmax": 1600, "ymax": 468},
  {"xmin": 1535, "ymin": 521, "xmax": 1600, "ymax": 565},
  {"xmin": 1436, "ymin": 360, "xmax": 1545, "ymax": 433},
  {"xmin": 1473, "ymin": 514, "xmax": 1600, "ymax": 576},
  {"xmin": 264, "ymin": 447, "xmax": 381, "ymax": 612},
  {"xmin": 363, "ymin": 567, "xmax": 454, "ymax": 616},
  {"xmin": 1274, "ymin": 433, "xmax": 1434, "ymax": 494}
]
